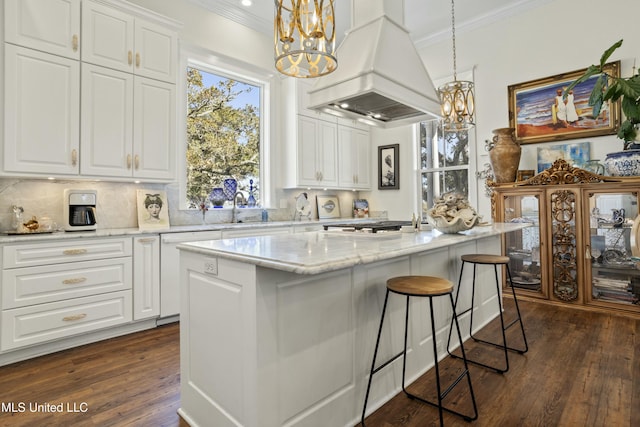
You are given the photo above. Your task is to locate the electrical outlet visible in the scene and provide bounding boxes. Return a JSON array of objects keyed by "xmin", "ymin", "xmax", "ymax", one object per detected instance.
[
  {"xmin": 280, "ymin": 198, "xmax": 288, "ymax": 209},
  {"xmin": 204, "ymin": 258, "xmax": 218, "ymax": 275}
]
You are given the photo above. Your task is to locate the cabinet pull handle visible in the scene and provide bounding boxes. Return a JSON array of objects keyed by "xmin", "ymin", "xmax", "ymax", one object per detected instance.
[
  {"xmin": 72, "ymin": 34, "xmax": 78, "ymax": 52},
  {"xmin": 137, "ymin": 237, "xmax": 156, "ymax": 243},
  {"xmin": 62, "ymin": 313, "xmax": 87, "ymax": 322},
  {"xmin": 127, "ymin": 154, "xmax": 132, "ymax": 169},
  {"xmin": 71, "ymin": 149, "xmax": 78, "ymax": 166},
  {"xmin": 135, "ymin": 52, "xmax": 140, "ymax": 67},
  {"xmin": 63, "ymin": 249, "xmax": 87, "ymax": 255},
  {"xmin": 134, "ymin": 155, "xmax": 140, "ymax": 170},
  {"xmin": 62, "ymin": 277, "xmax": 87, "ymax": 285},
  {"xmin": 128, "ymin": 50, "xmax": 133, "ymax": 65}
]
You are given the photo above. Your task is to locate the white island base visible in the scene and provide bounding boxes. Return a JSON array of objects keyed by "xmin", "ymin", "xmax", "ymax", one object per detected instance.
[{"xmin": 177, "ymin": 227, "xmax": 519, "ymax": 426}]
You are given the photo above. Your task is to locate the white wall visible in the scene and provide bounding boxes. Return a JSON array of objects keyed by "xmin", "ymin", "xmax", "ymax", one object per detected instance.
[{"xmin": 367, "ymin": 0, "xmax": 640, "ymax": 221}]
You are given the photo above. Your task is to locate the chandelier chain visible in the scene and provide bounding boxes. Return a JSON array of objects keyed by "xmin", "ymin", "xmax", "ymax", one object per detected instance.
[{"xmin": 450, "ymin": 0, "xmax": 457, "ymax": 80}]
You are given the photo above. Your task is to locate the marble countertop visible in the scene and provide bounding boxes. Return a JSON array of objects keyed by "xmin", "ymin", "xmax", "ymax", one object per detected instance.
[
  {"xmin": 178, "ymin": 223, "xmax": 530, "ymax": 275},
  {"xmin": 0, "ymin": 218, "xmax": 368, "ymax": 244}
]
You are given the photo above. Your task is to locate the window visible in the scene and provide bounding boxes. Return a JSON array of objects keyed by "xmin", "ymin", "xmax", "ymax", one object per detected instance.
[
  {"xmin": 419, "ymin": 120, "xmax": 474, "ymax": 216},
  {"xmin": 181, "ymin": 52, "xmax": 269, "ymax": 210}
]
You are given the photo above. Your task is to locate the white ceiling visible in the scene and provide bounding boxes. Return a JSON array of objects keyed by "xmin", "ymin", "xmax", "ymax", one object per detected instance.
[{"xmin": 188, "ymin": 0, "xmax": 553, "ymax": 46}]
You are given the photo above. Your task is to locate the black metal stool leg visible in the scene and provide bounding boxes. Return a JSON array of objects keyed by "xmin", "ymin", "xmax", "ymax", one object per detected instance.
[
  {"xmin": 505, "ymin": 264, "xmax": 529, "ymax": 354},
  {"xmin": 361, "ymin": 289, "xmax": 390, "ymax": 426},
  {"xmin": 446, "ymin": 261, "xmax": 466, "ymax": 356}
]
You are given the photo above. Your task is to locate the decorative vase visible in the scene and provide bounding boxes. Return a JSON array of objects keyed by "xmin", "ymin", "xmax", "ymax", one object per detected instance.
[
  {"xmin": 488, "ymin": 127, "xmax": 521, "ymax": 183},
  {"xmin": 210, "ymin": 187, "xmax": 225, "ymax": 208},
  {"xmin": 247, "ymin": 179, "xmax": 256, "ymax": 208},
  {"xmin": 604, "ymin": 149, "xmax": 640, "ymax": 176},
  {"xmin": 223, "ymin": 178, "xmax": 237, "ymax": 201}
]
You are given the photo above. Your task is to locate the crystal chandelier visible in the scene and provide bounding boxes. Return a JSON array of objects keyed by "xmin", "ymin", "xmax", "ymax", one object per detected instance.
[
  {"xmin": 438, "ymin": 0, "xmax": 475, "ymax": 130},
  {"xmin": 274, "ymin": 0, "xmax": 337, "ymax": 78}
]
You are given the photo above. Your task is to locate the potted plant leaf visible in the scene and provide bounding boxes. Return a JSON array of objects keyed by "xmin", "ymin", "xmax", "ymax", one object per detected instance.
[{"xmin": 566, "ymin": 39, "xmax": 640, "ymax": 175}]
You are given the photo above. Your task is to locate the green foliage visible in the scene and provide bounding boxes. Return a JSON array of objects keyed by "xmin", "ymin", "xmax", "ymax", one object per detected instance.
[
  {"xmin": 566, "ymin": 39, "xmax": 640, "ymax": 148},
  {"xmin": 186, "ymin": 68, "xmax": 260, "ymax": 207}
]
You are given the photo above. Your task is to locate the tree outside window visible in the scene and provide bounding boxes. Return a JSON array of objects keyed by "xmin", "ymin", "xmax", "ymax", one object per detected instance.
[
  {"xmin": 419, "ymin": 120, "xmax": 470, "ymax": 217},
  {"xmin": 186, "ymin": 66, "xmax": 260, "ymax": 208}
]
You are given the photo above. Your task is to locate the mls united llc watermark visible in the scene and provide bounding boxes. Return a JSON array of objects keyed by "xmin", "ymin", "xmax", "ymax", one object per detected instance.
[{"xmin": 1, "ymin": 401, "xmax": 88, "ymax": 413}]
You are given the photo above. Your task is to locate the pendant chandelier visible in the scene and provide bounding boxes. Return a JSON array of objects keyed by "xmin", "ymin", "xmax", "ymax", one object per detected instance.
[
  {"xmin": 438, "ymin": 0, "xmax": 475, "ymax": 130},
  {"xmin": 274, "ymin": 0, "xmax": 337, "ymax": 78}
]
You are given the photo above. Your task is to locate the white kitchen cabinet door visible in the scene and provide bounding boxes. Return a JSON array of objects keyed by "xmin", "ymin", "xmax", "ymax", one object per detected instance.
[
  {"xmin": 81, "ymin": 63, "xmax": 134, "ymax": 177},
  {"xmin": 82, "ymin": 0, "xmax": 176, "ymax": 83},
  {"xmin": 133, "ymin": 236, "xmax": 160, "ymax": 320},
  {"xmin": 3, "ymin": 45, "xmax": 80, "ymax": 176},
  {"xmin": 338, "ymin": 125, "xmax": 371, "ymax": 189},
  {"xmin": 296, "ymin": 116, "xmax": 338, "ymax": 187},
  {"xmin": 133, "ymin": 77, "xmax": 176, "ymax": 180},
  {"xmin": 81, "ymin": 0, "xmax": 134, "ymax": 73},
  {"xmin": 4, "ymin": 0, "xmax": 80, "ymax": 60},
  {"xmin": 134, "ymin": 18, "xmax": 177, "ymax": 83}
]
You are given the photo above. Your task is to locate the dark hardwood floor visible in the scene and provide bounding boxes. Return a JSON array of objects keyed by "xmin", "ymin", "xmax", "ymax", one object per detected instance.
[{"xmin": 0, "ymin": 299, "xmax": 638, "ymax": 426}]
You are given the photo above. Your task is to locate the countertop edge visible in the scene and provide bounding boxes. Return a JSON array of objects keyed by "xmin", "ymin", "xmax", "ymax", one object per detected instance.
[{"xmin": 178, "ymin": 224, "xmax": 530, "ymax": 275}]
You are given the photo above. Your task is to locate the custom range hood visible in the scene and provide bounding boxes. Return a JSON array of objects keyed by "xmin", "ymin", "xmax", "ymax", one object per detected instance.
[{"xmin": 307, "ymin": 0, "xmax": 441, "ymax": 128}]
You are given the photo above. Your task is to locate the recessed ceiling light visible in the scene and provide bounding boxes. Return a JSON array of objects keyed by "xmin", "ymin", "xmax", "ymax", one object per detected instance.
[
  {"xmin": 339, "ymin": 103, "xmax": 349, "ymax": 109},
  {"xmin": 241, "ymin": 0, "xmax": 252, "ymax": 6}
]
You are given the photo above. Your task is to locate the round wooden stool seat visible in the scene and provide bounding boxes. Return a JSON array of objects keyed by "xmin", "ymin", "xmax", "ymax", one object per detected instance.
[
  {"xmin": 386, "ymin": 276, "xmax": 454, "ymax": 297},
  {"xmin": 461, "ymin": 254, "xmax": 510, "ymax": 265}
]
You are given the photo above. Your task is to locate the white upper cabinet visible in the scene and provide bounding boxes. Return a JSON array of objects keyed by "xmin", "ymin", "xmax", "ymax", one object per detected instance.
[
  {"xmin": 296, "ymin": 116, "xmax": 338, "ymax": 188},
  {"xmin": 81, "ymin": 63, "xmax": 175, "ymax": 180},
  {"xmin": 132, "ymin": 77, "xmax": 176, "ymax": 180},
  {"xmin": 4, "ymin": 0, "xmax": 81, "ymax": 60},
  {"xmin": 3, "ymin": 45, "xmax": 80, "ymax": 175},
  {"xmin": 282, "ymin": 78, "xmax": 371, "ymax": 190},
  {"xmin": 2, "ymin": 0, "xmax": 179, "ymax": 181},
  {"xmin": 82, "ymin": 0, "xmax": 177, "ymax": 83},
  {"xmin": 80, "ymin": 63, "xmax": 134, "ymax": 177},
  {"xmin": 338, "ymin": 123, "xmax": 371, "ymax": 189}
]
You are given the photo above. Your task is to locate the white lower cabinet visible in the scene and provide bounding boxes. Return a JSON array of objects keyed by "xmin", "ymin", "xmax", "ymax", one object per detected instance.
[
  {"xmin": 1, "ymin": 291, "xmax": 132, "ymax": 351},
  {"xmin": 0, "ymin": 237, "xmax": 134, "ymax": 352},
  {"xmin": 133, "ymin": 236, "xmax": 160, "ymax": 320}
]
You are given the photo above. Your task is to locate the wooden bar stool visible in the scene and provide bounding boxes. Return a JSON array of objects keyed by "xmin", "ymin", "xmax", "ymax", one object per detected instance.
[
  {"xmin": 361, "ymin": 276, "xmax": 478, "ymax": 427},
  {"xmin": 447, "ymin": 254, "xmax": 528, "ymax": 374}
]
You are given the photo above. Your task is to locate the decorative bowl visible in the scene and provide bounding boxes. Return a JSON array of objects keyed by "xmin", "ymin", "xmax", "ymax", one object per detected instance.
[
  {"xmin": 426, "ymin": 212, "xmax": 480, "ymax": 234},
  {"xmin": 604, "ymin": 149, "xmax": 640, "ymax": 176}
]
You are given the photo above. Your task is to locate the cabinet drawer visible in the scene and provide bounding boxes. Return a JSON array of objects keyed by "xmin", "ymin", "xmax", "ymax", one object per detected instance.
[
  {"xmin": 2, "ymin": 258, "xmax": 132, "ymax": 309},
  {"xmin": 1, "ymin": 291, "xmax": 132, "ymax": 351},
  {"xmin": 2, "ymin": 238, "xmax": 132, "ymax": 268}
]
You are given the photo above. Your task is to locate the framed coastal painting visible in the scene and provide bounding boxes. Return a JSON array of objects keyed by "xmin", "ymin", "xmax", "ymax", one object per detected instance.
[
  {"xmin": 378, "ymin": 144, "xmax": 399, "ymax": 190},
  {"xmin": 137, "ymin": 190, "xmax": 170, "ymax": 231},
  {"xmin": 316, "ymin": 195, "xmax": 341, "ymax": 219},
  {"xmin": 507, "ymin": 61, "xmax": 620, "ymax": 144}
]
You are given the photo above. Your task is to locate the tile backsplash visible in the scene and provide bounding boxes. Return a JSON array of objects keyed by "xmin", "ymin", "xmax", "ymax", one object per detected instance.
[{"xmin": 0, "ymin": 178, "xmax": 363, "ymax": 231}]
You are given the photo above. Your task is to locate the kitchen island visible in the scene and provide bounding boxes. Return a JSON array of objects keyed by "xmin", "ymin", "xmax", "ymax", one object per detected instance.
[{"xmin": 177, "ymin": 223, "xmax": 527, "ymax": 427}]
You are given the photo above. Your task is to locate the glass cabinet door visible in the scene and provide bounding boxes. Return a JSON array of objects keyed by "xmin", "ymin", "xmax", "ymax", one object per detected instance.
[
  {"xmin": 587, "ymin": 191, "xmax": 640, "ymax": 308},
  {"xmin": 502, "ymin": 194, "xmax": 543, "ymax": 296}
]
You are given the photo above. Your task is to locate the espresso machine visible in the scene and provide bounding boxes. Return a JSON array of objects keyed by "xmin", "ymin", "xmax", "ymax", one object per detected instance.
[{"xmin": 63, "ymin": 189, "xmax": 97, "ymax": 231}]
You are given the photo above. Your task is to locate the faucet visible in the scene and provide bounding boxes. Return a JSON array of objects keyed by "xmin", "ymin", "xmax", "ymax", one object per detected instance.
[{"xmin": 232, "ymin": 191, "xmax": 247, "ymax": 223}]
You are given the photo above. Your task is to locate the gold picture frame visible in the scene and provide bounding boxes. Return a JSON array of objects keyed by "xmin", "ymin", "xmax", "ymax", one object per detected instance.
[{"xmin": 508, "ymin": 61, "xmax": 620, "ymax": 144}]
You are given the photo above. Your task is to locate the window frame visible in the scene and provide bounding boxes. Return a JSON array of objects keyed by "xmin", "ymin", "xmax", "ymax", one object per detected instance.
[{"xmin": 177, "ymin": 44, "xmax": 272, "ymax": 210}]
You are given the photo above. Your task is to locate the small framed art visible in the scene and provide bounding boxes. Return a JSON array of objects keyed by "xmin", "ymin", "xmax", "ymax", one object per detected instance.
[
  {"xmin": 353, "ymin": 199, "xmax": 369, "ymax": 218},
  {"xmin": 137, "ymin": 190, "xmax": 170, "ymax": 231},
  {"xmin": 316, "ymin": 195, "xmax": 341, "ymax": 219},
  {"xmin": 378, "ymin": 144, "xmax": 399, "ymax": 190}
]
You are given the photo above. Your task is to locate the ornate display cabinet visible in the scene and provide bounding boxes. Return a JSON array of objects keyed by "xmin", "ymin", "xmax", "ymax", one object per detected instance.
[{"xmin": 491, "ymin": 159, "xmax": 640, "ymax": 317}]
